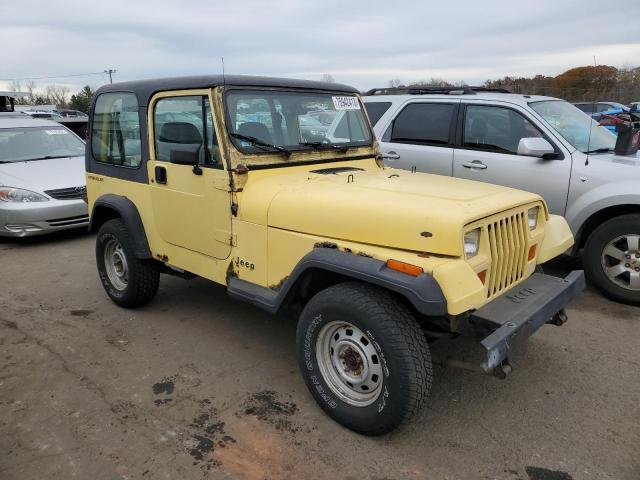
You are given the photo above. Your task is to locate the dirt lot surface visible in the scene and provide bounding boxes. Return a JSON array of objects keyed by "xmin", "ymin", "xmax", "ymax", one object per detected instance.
[{"xmin": 1, "ymin": 231, "xmax": 639, "ymax": 480}]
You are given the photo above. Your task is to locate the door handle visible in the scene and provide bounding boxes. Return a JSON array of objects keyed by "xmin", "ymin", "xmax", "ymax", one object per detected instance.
[
  {"xmin": 155, "ymin": 165, "xmax": 167, "ymax": 184},
  {"xmin": 462, "ymin": 161, "xmax": 487, "ymax": 170},
  {"xmin": 383, "ymin": 151, "xmax": 400, "ymax": 160}
]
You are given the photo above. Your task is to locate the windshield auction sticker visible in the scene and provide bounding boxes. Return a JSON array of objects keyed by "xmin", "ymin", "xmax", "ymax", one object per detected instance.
[
  {"xmin": 45, "ymin": 130, "xmax": 69, "ymax": 135},
  {"xmin": 332, "ymin": 96, "xmax": 360, "ymax": 110}
]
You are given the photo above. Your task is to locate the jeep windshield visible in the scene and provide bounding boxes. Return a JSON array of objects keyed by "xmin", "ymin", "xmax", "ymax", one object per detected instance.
[
  {"xmin": 529, "ymin": 100, "xmax": 616, "ymax": 154},
  {"xmin": 224, "ymin": 89, "xmax": 372, "ymax": 164}
]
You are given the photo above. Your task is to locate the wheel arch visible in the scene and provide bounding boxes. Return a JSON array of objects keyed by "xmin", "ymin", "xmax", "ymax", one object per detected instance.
[
  {"xmin": 574, "ymin": 204, "xmax": 640, "ymax": 253},
  {"xmin": 227, "ymin": 248, "xmax": 447, "ymax": 317},
  {"xmin": 90, "ymin": 194, "xmax": 152, "ymax": 259}
]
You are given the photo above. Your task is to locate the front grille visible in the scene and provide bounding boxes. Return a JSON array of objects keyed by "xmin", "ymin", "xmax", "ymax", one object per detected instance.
[
  {"xmin": 44, "ymin": 186, "xmax": 86, "ymax": 200},
  {"xmin": 486, "ymin": 210, "xmax": 528, "ymax": 298},
  {"xmin": 46, "ymin": 215, "xmax": 89, "ymax": 227}
]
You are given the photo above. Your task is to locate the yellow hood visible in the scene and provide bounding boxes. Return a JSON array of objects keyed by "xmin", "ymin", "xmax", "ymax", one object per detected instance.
[{"xmin": 239, "ymin": 165, "xmax": 542, "ymax": 257}]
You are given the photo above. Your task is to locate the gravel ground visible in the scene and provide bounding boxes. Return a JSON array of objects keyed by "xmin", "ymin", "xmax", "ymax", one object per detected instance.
[{"xmin": 1, "ymin": 230, "xmax": 639, "ymax": 480}]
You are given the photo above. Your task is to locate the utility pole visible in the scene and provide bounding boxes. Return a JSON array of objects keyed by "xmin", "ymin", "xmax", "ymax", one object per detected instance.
[
  {"xmin": 104, "ymin": 69, "xmax": 116, "ymax": 84},
  {"xmin": 593, "ymin": 56, "xmax": 597, "ymax": 67}
]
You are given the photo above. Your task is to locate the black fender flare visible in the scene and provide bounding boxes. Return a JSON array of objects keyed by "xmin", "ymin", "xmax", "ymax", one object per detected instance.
[
  {"xmin": 90, "ymin": 194, "xmax": 152, "ymax": 259},
  {"xmin": 227, "ymin": 248, "xmax": 447, "ymax": 316}
]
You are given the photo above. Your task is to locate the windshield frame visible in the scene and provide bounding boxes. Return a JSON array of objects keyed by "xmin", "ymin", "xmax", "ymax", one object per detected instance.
[
  {"xmin": 528, "ymin": 99, "xmax": 617, "ymax": 154},
  {"xmin": 222, "ymin": 86, "xmax": 375, "ymax": 167},
  {"xmin": 0, "ymin": 125, "xmax": 85, "ymax": 163}
]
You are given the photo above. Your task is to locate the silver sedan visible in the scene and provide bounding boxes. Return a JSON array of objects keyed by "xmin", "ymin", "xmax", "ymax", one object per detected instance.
[{"xmin": 0, "ymin": 114, "xmax": 88, "ymax": 237}]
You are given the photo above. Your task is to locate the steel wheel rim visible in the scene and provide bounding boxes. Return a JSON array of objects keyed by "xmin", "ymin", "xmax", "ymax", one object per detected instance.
[
  {"xmin": 601, "ymin": 234, "xmax": 640, "ymax": 291},
  {"xmin": 104, "ymin": 238, "xmax": 128, "ymax": 291},
  {"xmin": 316, "ymin": 321, "xmax": 383, "ymax": 407}
]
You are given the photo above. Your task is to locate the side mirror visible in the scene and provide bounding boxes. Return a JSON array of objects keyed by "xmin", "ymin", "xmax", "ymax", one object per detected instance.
[
  {"xmin": 169, "ymin": 146, "xmax": 199, "ymax": 165},
  {"xmin": 517, "ymin": 137, "xmax": 557, "ymax": 159}
]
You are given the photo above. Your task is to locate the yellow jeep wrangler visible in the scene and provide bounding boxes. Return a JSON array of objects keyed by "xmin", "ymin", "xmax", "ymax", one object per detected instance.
[{"xmin": 86, "ymin": 75, "xmax": 584, "ymax": 435}]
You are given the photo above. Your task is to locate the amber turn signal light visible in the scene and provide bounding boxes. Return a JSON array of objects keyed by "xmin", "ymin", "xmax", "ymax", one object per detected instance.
[
  {"xmin": 386, "ymin": 259, "xmax": 424, "ymax": 277},
  {"xmin": 528, "ymin": 244, "xmax": 537, "ymax": 261},
  {"xmin": 477, "ymin": 270, "xmax": 487, "ymax": 284}
]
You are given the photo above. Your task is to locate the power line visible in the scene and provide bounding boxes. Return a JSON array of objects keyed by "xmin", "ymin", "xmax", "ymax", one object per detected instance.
[{"xmin": 0, "ymin": 71, "xmax": 106, "ymax": 82}]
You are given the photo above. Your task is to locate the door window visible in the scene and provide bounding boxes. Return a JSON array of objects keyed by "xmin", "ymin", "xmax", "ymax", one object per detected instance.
[
  {"xmin": 596, "ymin": 103, "xmax": 615, "ymax": 113},
  {"xmin": 91, "ymin": 92, "xmax": 141, "ymax": 167},
  {"xmin": 390, "ymin": 103, "xmax": 454, "ymax": 146},
  {"xmin": 153, "ymin": 95, "xmax": 221, "ymax": 168},
  {"xmin": 463, "ymin": 105, "xmax": 544, "ymax": 155}
]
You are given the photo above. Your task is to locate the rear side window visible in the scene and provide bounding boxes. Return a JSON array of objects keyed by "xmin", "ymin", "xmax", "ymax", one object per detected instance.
[
  {"xmin": 364, "ymin": 102, "xmax": 392, "ymax": 126},
  {"xmin": 390, "ymin": 103, "xmax": 454, "ymax": 146},
  {"xmin": 91, "ymin": 92, "xmax": 141, "ymax": 168}
]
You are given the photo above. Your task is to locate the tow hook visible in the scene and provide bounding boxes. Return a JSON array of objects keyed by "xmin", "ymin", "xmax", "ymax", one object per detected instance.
[
  {"xmin": 493, "ymin": 359, "xmax": 512, "ymax": 380},
  {"xmin": 549, "ymin": 309, "xmax": 568, "ymax": 326}
]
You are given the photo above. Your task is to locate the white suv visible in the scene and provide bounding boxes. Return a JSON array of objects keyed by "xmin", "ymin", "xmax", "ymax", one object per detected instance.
[{"xmin": 364, "ymin": 86, "xmax": 640, "ymax": 306}]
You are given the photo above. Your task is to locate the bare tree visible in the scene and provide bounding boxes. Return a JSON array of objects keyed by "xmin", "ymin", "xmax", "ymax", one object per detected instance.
[
  {"xmin": 45, "ymin": 85, "xmax": 70, "ymax": 107},
  {"xmin": 320, "ymin": 73, "xmax": 335, "ymax": 83},
  {"xmin": 9, "ymin": 80, "xmax": 29, "ymax": 105},
  {"xmin": 388, "ymin": 78, "xmax": 403, "ymax": 88}
]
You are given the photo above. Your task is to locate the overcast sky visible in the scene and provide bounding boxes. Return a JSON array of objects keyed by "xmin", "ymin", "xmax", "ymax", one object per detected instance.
[{"xmin": 1, "ymin": 0, "xmax": 639, "ymax": 93}]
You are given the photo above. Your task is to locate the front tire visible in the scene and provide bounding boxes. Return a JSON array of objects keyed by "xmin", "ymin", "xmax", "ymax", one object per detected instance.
[
  {"xmin": 584, "ymin": 214, "xmax": 640, "ymax": 306},
  {"xmin": 96, "ymin": 219, "xmax": 160, "ymax": 308},
  {"xmin": 296, "ymin": 282, "xmax": 432, "ymax": 435}
]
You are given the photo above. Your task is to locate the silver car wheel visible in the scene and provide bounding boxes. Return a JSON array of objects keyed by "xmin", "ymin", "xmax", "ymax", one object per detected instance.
[
  {"xmin": 601, "ymin": 234, "xmax": 640, "ymax": 291},
  {"xmin": 104, "ymin": 238, "xmax": 129, "ymax": 291},
  {"xmin": 316, "ymin": 321, "xmax": 384, "ymax": 407}
]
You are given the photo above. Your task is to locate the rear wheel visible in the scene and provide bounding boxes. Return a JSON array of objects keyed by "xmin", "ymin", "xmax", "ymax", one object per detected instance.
[
  {"xmin": 584, "ymin": 214, "xmax": 640, "ymax": 306},
  {"xmin": 96, "ymin": 219, "xmax": 160, "ymax": 308},
  {"xmin": 296, "ymin": 282, "xmax": 432, "ymax": 435}
]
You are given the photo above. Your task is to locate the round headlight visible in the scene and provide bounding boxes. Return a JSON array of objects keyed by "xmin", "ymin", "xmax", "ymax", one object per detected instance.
[
  {"xmin": 464, "ymin": 228, "xmax": 481, "ymax": 258},
  {"xmin": 0, "ymin": 187, "xmax": 49, "ymax": 203},
  {"xmin": 528, "ymin": 207, "xmax": 539, "ymax": 230}
]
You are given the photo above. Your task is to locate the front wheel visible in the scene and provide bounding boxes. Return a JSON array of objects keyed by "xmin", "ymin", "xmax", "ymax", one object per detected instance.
[
  {"xmin": 296, "ymin": 282, "xmax": 432, "ymax": 435},
  {"xmin": 584, "ymin": 214, "xmax": 640, "ymax": 306},
  {"xmin": 96, "ymin": 219, "xmax": 160, "ymax": 308}
]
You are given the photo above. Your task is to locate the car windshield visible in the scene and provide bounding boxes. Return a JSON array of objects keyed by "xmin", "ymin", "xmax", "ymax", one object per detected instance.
[
  {"xmin": 529, "ymin": 100, "xmax": 616, "ymax": 153},
  {"xmin": 0, "ymin": 126, "xmax": 85, "ymax": 162},
  {"xmin": 225, "ymin": 89, "xmax": 372, "ymax": 161}
]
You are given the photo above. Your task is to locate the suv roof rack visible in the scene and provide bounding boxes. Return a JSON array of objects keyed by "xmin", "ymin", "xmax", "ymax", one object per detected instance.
[{"xmin": 364, "ymin": 86, "xmax": 512, "ymax": 96}]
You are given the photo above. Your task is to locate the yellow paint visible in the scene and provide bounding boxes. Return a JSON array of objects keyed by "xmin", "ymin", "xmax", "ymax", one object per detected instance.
[{"xmin": 87, "ymin": 85, "xmax": 575, "ymax": 317}]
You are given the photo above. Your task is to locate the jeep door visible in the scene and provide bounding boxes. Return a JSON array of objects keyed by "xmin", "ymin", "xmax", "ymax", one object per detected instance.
[
  {"xmin": 452, "ymin": 102, "xmax": 571, "ymax": 215},
  {"xmin": 376, "ymin": 100, "xmax": 458, "ymax": 176},
  {"xmin": 147, "ymin": 90, "xmax": 232, "ymax": 259}
]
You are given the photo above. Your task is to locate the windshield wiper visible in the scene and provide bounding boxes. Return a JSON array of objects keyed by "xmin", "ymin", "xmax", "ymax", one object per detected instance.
[
  {"xmin": 299, "ymin": 141, "xmax": 349, "ymax": 153},
  {"xmin": 229, "ymin": 132, "xmax": 291, "ymax": 156},
  {"xmin": 24, "ymin": 155, "xmax": 72, "ymax": 161},
  {"xmin": 584, "ymin": 147, "xmax": 614, "ymax": 154}
]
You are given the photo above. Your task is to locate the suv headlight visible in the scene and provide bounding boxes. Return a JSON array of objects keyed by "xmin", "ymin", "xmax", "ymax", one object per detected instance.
[
  {"xmin": 464, "ymin": 228, "xmax": 481, "ymax": 258},
  {"xmin": 528, "ymin": 206, "xmax": 539, "ymax": 230},
  {"xmin": 0, "ymin": 187, "xmax": 49, "ymax": 203}
]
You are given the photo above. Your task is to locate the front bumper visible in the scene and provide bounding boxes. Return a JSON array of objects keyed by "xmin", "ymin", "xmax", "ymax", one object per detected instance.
[
  {"xmin": 464, "ymin": 271, "xmax": 586, "ymax": 372},
  {"xmin": 0, "ymin": 199, "xmax": 88, "ymax": 237}
]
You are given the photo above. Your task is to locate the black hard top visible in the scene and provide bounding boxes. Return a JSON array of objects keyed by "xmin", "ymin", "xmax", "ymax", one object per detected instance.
[{"xmin": 95, "ymin": 74, "xmax": 359, "ymax": 105}]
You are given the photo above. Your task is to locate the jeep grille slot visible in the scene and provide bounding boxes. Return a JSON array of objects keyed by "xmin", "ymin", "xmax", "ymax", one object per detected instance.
[{"xmin": 486, "ymin": 211, "xmax": 528, "ymax": 298}]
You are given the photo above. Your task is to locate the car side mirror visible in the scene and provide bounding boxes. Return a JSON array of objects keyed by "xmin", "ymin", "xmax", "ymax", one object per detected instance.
[
  {"xmin": 517, "ymin": 137, "xmax": 557, "ymax": 159},
  {"xmin": 169, "ymin": 146, "xmax": 199, "ymax": 165},
  {"xmin": 169, "ymin": 146, "xmax": 203, "ymax": 175}
]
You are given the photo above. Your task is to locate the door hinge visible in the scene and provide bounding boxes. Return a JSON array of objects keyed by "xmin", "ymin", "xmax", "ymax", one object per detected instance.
[
  {"xmin": 213, "ymin": 177, "xmax": 231, "ymax": 191},
  {"xmin": 214, "ymin": 229, "xmax": 236, "ymax": 246}
]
